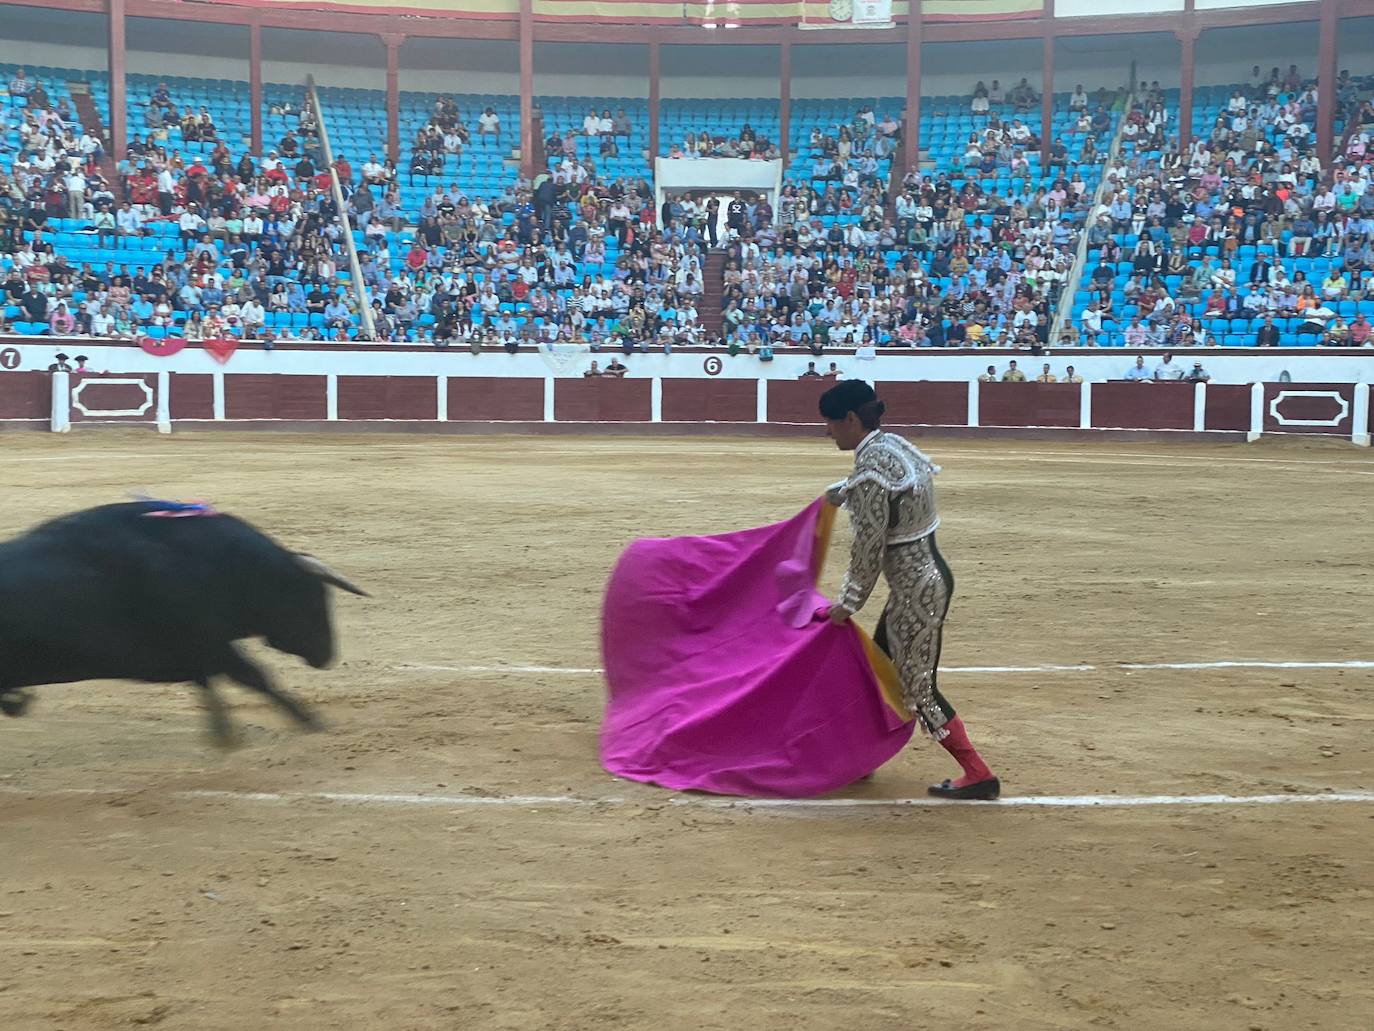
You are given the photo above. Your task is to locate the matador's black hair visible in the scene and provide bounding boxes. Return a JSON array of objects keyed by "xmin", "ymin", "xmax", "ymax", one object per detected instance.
[{"xmin": 818, "ymin": 379, "xmax": 886, "ymax": 430}]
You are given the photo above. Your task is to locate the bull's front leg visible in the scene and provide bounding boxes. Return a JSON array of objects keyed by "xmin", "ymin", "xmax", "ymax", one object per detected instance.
[
  {"xmin": 195, "ymin": 677, "xmax": 237, "ymax": 748},
  {"xmin": 218, "ymin": 646, "xmax": 324, "ymax": 732}
]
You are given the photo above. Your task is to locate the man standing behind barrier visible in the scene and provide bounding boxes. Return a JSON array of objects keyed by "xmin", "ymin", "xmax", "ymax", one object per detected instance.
[
  {"xmin": 1154, "ymin": 352, "xmax": 1186, "ymax": 381},
  {"xmin": 1124, "ymin": 356, "xmax": 1151, "ymax": 382}
]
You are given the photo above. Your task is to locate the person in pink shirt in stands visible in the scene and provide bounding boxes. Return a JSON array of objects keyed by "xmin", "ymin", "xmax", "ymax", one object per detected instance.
[
  {"xmin": 48, "ymin": 302, "xmax": 76, "ymax": 336},
  {"xmin": 1349, "ymin": 314, "xmax": 1371, "ymax": 347}
]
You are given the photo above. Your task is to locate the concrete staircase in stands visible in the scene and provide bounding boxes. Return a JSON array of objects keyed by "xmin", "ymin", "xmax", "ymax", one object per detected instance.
[
  {"xmin": 883, "ymin": 137, "xmax": 929, "ymax": 221},
  {"xmin": 68, "ymin": 81, "xmax": 124, "ymax": 203},
  {"xmin": 698, "ymin": 248, "xmax": 727, "ymax": 337}
]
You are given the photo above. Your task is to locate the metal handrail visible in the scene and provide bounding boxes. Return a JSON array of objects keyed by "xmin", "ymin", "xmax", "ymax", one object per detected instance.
[{"xmin": 305, "ymin": 74, "xmax": 377, "ymax": 341}]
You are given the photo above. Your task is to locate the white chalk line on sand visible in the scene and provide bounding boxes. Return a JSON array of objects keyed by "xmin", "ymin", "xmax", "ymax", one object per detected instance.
[
  {"xmin": 3, "ymin": 784, "xmax": 1373, "ymax": 811},
  {"xmin": 512, "ymin": 443, "xmax": 1374, "ymax": 469},
  {"xmin": 4, "ymin": 442, "xmax": 1372, "ymax": 473},
  {"xmin": 400, "ymin": 659, "xmax": 1374, "ymax": 677}
]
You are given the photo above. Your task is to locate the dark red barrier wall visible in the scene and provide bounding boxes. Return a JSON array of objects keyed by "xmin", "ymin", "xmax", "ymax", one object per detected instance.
[
  {"xmin": 0, "ymin": 371, "xmax": 51, "ymax": 421},
  {"xmin": 1204, "ymin": 384, "xmax": 1251, "ymax": 430},
  {"xmin": 767, "ymin": 379, "xmax": 833, "ymax": 423},
  {"xmin": 1262, "ymin": 383, "xmax": 1356, "ymax": 436},
  {"xmin": 877, "ymin": 381, "xmax": 968, "ymax": 426},
  {"xmin": 1094, "ymin": 381, "xmax": 1194, "ymax": 430},
  {"xmin": 554, "ymin": 378, "xmax": 651, "ymax": 422},
  {"xmin": 980, "ymin": 382, "xmax": 1079, "ymax": 428},
  {"xmin": 661, "ymin": 379, "xmax": 755, "ymax": 422},
  {"xmin": 447, "ymin": 376, "xmax": 543, "ymax": 421},
  {"xmin": 224, "ymin": 375, "xmax": 326, "ymax": 419},
  {"xmin": 169, "ymin": 373, "xmax": 214, "ymax": 420},
  {"xmin": 338, "ymin": 376, "xmax": 437, "ymax": 420},
  {"xmin": 68, "ymin": 374, "xmax": 157, "ymax": 423}
]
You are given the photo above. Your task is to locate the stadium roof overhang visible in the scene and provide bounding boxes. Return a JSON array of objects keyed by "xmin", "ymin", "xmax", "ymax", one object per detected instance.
[{"xmin": 3, "ymin": 0, "xmax": 1359, "ymax": 46}]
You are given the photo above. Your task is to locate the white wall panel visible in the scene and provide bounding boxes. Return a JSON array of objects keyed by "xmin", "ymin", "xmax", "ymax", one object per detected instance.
[
  {"xmin": 1057, "ymin": 0, "xmax": 1183, "ymax": 18},
  {"xmin": 1195, "ymin": 0, "xmax": 1311, "ymax": 9}
]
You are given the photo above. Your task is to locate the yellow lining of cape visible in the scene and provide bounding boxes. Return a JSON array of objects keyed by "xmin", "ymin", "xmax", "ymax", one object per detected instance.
[{"xmin": 812, "ymin": 500, "xmax": 913, "ymax": 722}]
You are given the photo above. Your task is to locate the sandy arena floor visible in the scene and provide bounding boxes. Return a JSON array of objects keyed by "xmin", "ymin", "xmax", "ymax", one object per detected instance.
[{"xmin": 0, "ymin": 429, "xmax": 1371, "ymax": 1031}]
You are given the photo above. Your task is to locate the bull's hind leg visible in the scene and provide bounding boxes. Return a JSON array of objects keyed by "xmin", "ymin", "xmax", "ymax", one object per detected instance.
[
  {"xmin": 195, "ymin": 678, "xmax": 237, "ymax": 748},
  {"xmin": 0, "ymin": 685, "xmax": 34, "ymax": 717},
  {"xmin": 220, "ymin": 647, "xmax": 323, "ymax": 732}
]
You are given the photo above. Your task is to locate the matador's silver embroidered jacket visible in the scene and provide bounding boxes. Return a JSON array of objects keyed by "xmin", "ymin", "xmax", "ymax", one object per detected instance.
[
  {"xmin": 827, "ymin": 429, "xmax": 941, "ymax": 615},
  {"xmin": 827, "ymin": 430, "xmax": 953, "ymax": 734}
]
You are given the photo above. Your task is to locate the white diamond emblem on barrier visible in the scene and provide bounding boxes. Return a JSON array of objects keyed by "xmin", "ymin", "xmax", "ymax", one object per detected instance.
[
  {"xmin": 71, "ymin": 378, "xmax": 154, "ymax": 418},
  {"xmin": 1268, "ymin": 390, "xmax": 1349, "ymax": 428}
]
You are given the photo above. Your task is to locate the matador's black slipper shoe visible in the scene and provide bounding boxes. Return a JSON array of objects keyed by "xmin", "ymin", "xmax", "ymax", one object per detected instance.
[{"xmin": 927, "ymin": 777, "xmax": 1001, "ymax": 801}]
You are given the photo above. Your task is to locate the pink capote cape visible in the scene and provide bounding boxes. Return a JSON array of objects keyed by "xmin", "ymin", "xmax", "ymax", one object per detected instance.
[{"xmin": 599, "ymin": 498, "xmax": 915, "ymax": 798}]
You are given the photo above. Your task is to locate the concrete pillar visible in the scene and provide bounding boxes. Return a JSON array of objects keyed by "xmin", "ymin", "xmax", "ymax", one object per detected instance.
[
  {"xmin": 249, "ymin": 22, "xmax": 263, "ymax": 156},
  {"xmin": 107, "ymin": 0, "xmax": 127, "ymax": 159},
  {"xmin": 902, "ymin": 2, "xmax": 922, "ymax": 174}
]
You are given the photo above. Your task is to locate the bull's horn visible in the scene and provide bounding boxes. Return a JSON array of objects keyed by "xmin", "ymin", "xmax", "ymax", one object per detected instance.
[{"xmin": 295, "ymin": 553, "xmax": 370, "ymax": 596}]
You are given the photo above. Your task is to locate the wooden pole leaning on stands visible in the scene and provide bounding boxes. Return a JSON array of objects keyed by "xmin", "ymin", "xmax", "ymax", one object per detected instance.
[{"xmin": 306, "ymin": 75, "xmax": 378, "ymax": 341}]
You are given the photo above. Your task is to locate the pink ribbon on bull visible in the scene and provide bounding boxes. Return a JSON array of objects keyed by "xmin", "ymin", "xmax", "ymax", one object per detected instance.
[{"xmin": 140, "ymin": 499, "xmax": 218, "ymax": 518}]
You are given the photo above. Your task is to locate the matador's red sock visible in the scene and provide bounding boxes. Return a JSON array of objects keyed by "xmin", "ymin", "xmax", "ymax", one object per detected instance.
[{"xmin": 938, "ymin": 717, "xmax": 995, "ymax": 788}]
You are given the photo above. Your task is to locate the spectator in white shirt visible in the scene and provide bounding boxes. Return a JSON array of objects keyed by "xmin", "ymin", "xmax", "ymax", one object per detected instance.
[
  {"xmin": 1154, "ymin": 352, "xmax": 1186, "ymax": 380},
  {"xmin": 93, "ymin": 204, "xmax": 116, "ymax": 246},
  {"xmin": 1081, "ymin": 300, "xmax": 1108, "ymax": 336},
  {"xmin": 478, "ymin": 108, "xmax": 501, "ymax": 144},
  {"xmin": 89, "ymin": 306, "xmax": 115, "ymax": 337},
  {"xmin": 240, "ymin": 298, "xmax": 266, "ymax": 336},
  {"xmin": 153, "ymin": 166, "xmax": 175, "ymax": 215},
  {"xmin": 64, "ymin": 170, "xmax": 87, "ymax": 218},
  {"xmin": 179, "ymin": 205, "xmax": 207, "ymax": 241},
  {"xmin": 116, "ymin": 202, "xmax": 143, "ymax": 243}
]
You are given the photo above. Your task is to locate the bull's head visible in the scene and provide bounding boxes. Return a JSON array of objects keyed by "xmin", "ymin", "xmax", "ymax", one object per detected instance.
[{"xmin": 262, "ymin": 554, "xmax": 369, "ymax": 668}]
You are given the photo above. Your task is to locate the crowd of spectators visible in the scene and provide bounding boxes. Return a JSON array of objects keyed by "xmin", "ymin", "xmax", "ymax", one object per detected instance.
[
  {"xmin": 971, "ymin": 78, "xmax": 1042, "ymax": 116},
  {"xmin": 2, "ymin": 69, "xmax": 111, "ymax": 226},
  {"xmin": 1076, "ymin": 69, "xmax": 1374, "ymax": 347},
  {"xmin": 0, "ymin": 75, "xmax": 371, "ymax": 341},
  {"xmin": 408, "ymin": 96, "xmax": 471, "ymax": 179},
  {"xmin": 543, "ymin": 108, "xmax": 633, "ymax": 168},
  {"xmin": 5, "ymin": 67, "xmax": 1373, "ymax": 354},
  {"xmin": 667, "ymin": 123, "xmax": 779, "ymax": 161},
  {"xmin": 707, "ymin": 97, "xmax": 1089, "ymax": 354},
  {"xmin": 359, "ymin": 172, "xmax": 713, "ymax": 351},
  {"xmin": 972, "ymin": 352, "xmax": 1209, "ymax": 382}
]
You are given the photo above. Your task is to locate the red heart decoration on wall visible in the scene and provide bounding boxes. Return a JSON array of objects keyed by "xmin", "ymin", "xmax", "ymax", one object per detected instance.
[{"xmin": 203, "ymin": 337, "xmax": 239, "ymax": 364}]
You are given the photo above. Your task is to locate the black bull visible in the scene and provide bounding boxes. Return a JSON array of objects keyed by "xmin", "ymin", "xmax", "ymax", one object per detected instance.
[{"xmin": 0, "ymin": 502, "xmax": 367, "ymax": 743}]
